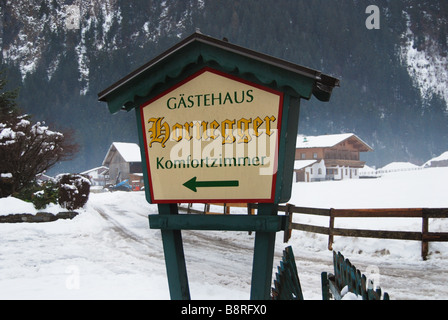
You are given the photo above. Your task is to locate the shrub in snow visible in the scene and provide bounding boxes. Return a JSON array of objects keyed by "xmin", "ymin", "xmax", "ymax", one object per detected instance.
[
  {"xmin": 0, "ymin": 113, "xmax": 79, "ymax": 197},
  {"xmin": 32, "ymin": 180, "xmax": 59, "ymax": 210},
  {"xmin": 57, "ymin": 174, "xmax": 90, "ymax": 210},
  {"xmin": 15, "ymin": 179, "xmax": 59, "ymax": 210}
]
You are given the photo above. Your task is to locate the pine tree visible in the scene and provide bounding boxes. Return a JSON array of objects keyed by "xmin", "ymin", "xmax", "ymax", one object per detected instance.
[{"xmin": 0, "ymin": 71, "xmax": 19, "ymax": 122}]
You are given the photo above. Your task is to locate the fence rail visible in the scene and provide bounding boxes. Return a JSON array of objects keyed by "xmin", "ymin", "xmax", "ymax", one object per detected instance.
[
  {"xmin": 248, "ymin": 204, "xmax": 448, "ymax": 260},
  {"xmin": 359, "ymin": 166, "xmax": 424, "ymax": 178}
]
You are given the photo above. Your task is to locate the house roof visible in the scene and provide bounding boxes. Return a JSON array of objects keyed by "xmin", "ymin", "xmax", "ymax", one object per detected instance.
[
  {"xmin": 424, "ymin": 151, "xmax": 448, "ymax": 167},
  {"xmin": 294, "ymin": 160, "xmax": 318, "ymax": 170},
  {"xmin": 102, "ymin": 142, "xmax": 141, "ymax": 166},
  {"xmin": 98, "ymin": 32, "xmax": 340, "ymax": 114},
  {"xmin": 296, "ymin": 133, "xmax": 373, "ymax": 152},
  {"xmin": 80, "ymin": 166, "xmax": 109, "ymax": 175}
]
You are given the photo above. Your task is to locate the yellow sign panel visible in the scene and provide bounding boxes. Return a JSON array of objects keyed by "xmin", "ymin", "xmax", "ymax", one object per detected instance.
[{"xmin": 140, "ymin": 67, "xmax": 283, "ymax": 203}]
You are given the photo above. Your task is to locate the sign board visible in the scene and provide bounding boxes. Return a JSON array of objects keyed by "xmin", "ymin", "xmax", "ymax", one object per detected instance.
[
  {"xmin": 99, "ymin": 33, "xmax": 339, "ymax": 300},
  {"xmin": 140, "ymin": 67, "xmax": 283, "ymax": 203}
]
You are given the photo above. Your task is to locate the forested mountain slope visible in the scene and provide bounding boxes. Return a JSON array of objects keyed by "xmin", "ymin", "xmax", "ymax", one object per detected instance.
[{"xmin": 1, "ymin": 0, "xmax": 447, "ymax": 173}]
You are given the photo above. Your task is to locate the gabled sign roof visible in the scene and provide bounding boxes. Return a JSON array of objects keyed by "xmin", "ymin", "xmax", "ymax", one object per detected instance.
[{"xmin": 98, "ymin": 32, "xmax": 339, "ymax": 114}]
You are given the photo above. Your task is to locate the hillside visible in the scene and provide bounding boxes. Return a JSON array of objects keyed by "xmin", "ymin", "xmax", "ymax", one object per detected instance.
[{"xmin": 1, "ymin": 0, "xmax": 447, "ymax": 173}]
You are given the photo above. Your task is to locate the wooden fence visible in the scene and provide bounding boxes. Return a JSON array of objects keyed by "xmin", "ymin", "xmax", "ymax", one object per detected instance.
[
  {"xmin": 322, "ymin": 251, "xmax": 390, "ymax": 300},
  {"xmin": 271, "ymin": 246, "xmax": 390, "ymax": 300},
  {"xmin": 180, "ymin": 203, "xmax": 448, "ymax": 260},
  {"xmin": 271, "ymin": 246, "xmax": 304, "ymax": 300},
  {"xmin": 250, "ymin": 204, "xmax": 448, "ymax": 260}
]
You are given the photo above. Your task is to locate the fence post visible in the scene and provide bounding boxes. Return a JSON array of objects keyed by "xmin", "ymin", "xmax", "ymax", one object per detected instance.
[
  {"xmin": 422, "ymin": 210, "xmax": 429, "ymax": 260},
  {"xmin": 328, "ymin": 208, "xmax": 335, "ymax": 251},
  {"xmin": 247, "ymin": 203, "xmax": 255, "ymax": 216},
  {"xmin": 284, "ymin": 204, "xmax": 293, "ymax": 243}
]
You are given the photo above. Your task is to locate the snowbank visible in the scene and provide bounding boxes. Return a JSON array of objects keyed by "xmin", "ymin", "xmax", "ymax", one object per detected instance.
[
  {"xmin": 0, "ymin": 196, "xmax": 67, "ymax": 216},
  {"xmin": 0, "ymin": 167, "xmax": 447, "ymax": 299},
  {"xmin": 289, "ymin": 167, "xmax": 448, "ymax": 260},
  {"xmin": 291, "ymin": 167, "xmax": 448, "ymax": 209},
  {"xmin": 0, "ymin": 197, "xmax": 36, "ymax": 215}
]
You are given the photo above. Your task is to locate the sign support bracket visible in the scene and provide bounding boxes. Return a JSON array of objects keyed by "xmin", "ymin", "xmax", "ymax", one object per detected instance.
[
  {"xmin": 250, "ymin": 203, "xmax": 278, "ymax": 300},
  {"xmin": 151, "ymin": 203, "xmax": 287, "ymax": 300},
  {"xmin": 158, "ymin": 203, "xmax": 191, "ymax": 300}
]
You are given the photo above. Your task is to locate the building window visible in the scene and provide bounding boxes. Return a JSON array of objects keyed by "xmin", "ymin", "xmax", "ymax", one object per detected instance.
[
  {"xmin": 301, "ymin": 153, "xmax": 306, "ymax": 159},
  {"xmin": 313, "ymin": 152, "xmax": 318, "ymax": 159}
]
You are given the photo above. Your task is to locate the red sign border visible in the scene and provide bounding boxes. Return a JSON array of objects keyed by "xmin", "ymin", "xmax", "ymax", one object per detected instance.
[{"xmin": 140, "ymin": 67, "xmax": 284, "ymax": 204}]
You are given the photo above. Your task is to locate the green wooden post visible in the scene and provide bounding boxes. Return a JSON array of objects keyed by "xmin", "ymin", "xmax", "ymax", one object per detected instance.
[
  {"xmin": 250, "ymin": 203, "xmax": 278, "ymax": 300},
  {"xmin": 321, "ymin": 272, "xmax": 330, "ymax": 300},
  {"xmin": 157, "ymin": 203, "xmax": 191, "ymax": 300}
]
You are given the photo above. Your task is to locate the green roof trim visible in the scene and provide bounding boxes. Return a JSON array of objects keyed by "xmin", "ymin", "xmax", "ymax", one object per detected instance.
[{"xmin": 98, "ymin": 32, "xmax": 339, "ymax": 114}]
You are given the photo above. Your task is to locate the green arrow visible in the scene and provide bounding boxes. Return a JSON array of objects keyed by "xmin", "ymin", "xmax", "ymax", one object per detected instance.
[{"xmin": 183, "ymin": 177, "xmax": 239, "ymax": 192}]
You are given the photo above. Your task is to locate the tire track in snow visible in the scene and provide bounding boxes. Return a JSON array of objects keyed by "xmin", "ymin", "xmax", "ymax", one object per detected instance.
[
  {"xmin": 93, "ymin": 204, "xmax": 255, "ymax": 293},
  {"xmin": 92, "ymin": 205, "xmax": 165, "ymax": 262}
]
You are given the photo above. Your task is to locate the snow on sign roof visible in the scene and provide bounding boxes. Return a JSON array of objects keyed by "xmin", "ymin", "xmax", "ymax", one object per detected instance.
[
  {"xmin": 296, "ymin": 133, "xmax": 372, "ymax": 151},
  {"xmin": 102, "ymin": 142, "xmax": 141, "ymax": 166}
]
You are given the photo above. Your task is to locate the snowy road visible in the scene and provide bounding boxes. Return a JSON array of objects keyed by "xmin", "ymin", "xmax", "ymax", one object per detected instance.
[
  {"xmin": 2, "ymin": 166, "xmax": 448, "ymax": 300},
  {"xmin": 91, "ymin": 196, "xmax": 329, "ymax": 299},
  {"xmin": 96, "ymin": 195, "xmax": 448, "ymax": 300},
  {"xmin": 88, "ymin": 192, "xmax": 448, "ymax": 300}
]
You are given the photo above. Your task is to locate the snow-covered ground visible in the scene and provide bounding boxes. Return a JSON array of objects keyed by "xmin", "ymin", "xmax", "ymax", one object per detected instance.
[{"xmin": 1, "ymin": 167, "xmax": 448, "ymax": 300}]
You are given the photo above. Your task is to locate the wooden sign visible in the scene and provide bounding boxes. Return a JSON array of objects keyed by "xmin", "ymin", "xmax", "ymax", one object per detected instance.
[
  {"xmin": 140, "ymin": 67, "xmax": 283, "ymax": 204},
  {"xmin": 98, "ymin": 32, "xmax": 339, "ymax": 300}
]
